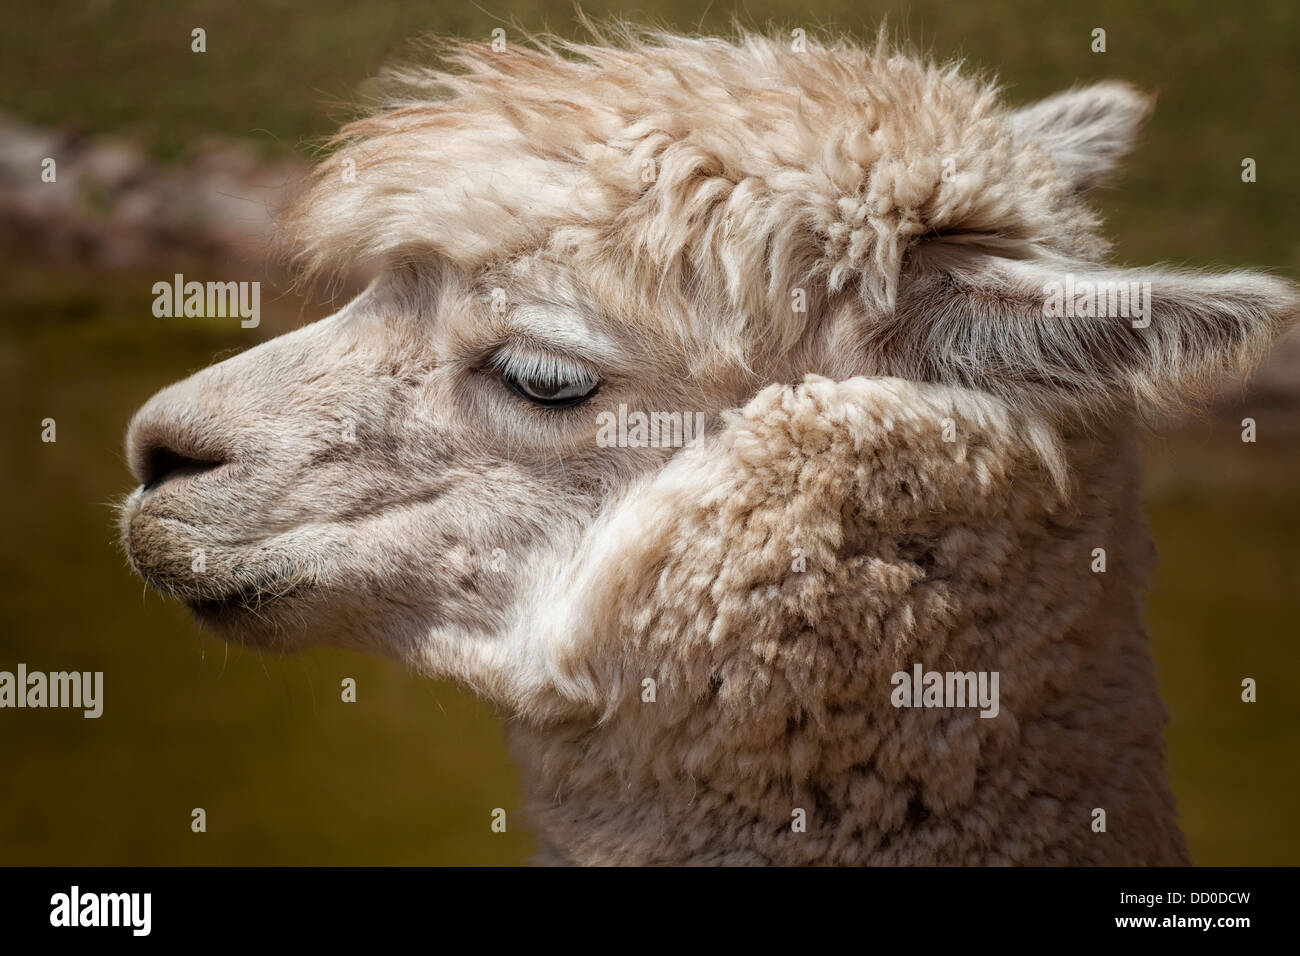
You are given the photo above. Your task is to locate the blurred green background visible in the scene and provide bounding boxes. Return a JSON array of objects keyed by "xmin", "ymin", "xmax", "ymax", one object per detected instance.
[{"xmin": 1, "ymin": 0, "xmax": 1296, "ymax": 864}]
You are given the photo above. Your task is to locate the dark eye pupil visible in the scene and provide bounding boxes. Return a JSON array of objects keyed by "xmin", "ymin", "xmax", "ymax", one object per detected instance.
[
  {"xmin": 527, "ymin": 380, "xmax": 568, "ymax": 399},
  {"xmin": 502, "ymin": 369, "xmax": 598, "ymax": 408}
]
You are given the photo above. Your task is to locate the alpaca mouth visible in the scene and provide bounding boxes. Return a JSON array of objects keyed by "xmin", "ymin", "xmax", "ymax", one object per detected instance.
[{"xmin": 121, "ymin": 498, "xmax": 321, "ymax": 628}]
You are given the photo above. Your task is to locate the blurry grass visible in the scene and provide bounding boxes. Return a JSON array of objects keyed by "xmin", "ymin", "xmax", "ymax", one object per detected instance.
[
  {"xmin": 1141, "ymin": 430, "xmax": 1300, "ymax": 866},
  {"xmin": 1, "ymin": 0, "xmax": 1298, "ymax": 865}
]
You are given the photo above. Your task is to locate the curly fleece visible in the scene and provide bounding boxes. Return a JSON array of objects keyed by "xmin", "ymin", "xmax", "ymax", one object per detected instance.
[{"xmin": 512, "ymin": 376, "xmax": 1189, "ymax": 865}]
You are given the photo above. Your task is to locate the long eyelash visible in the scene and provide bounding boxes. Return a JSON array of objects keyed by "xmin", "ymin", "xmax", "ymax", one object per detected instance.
[{"xmin": 490, "ymin": 349, "xmax": 597, "ymax": 387}]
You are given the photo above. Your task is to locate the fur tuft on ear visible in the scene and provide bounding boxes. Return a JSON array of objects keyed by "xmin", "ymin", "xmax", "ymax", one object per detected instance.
[
  {"xmin": 1011, "ymin": 82, "xmax": 1155, "ymax": 190},
  {"xmin": 885, "ymin": 255, "xmax": 1300, "ymax": 418}
]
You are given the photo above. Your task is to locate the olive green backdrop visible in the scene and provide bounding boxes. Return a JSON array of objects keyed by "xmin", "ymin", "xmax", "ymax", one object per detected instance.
[{"xmin": 1, "ymin": 0, "xmax": 1296, "ymax": 864}]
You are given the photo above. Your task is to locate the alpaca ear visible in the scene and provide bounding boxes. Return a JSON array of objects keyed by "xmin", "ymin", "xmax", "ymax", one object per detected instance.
[
  {"xmin": 1010, "ymin": 82, "xmax": 1154, "ymax": 189},
  {"xmin": 887, "ymin": 255, "xmax": 1300, "ymax": 414}
]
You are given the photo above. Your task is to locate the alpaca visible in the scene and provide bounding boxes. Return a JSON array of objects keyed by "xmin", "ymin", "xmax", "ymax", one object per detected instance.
[{"xmin": 120, "ymin": 28, "xmax": 1298, "ymax": 865}]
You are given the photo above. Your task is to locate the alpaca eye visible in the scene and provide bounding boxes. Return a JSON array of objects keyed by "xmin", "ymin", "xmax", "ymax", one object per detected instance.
[
  {"xmin": 494, "ymin": 353, "xmax": 600, "ymax": 408},
  {"xmin": 504, "ymin": 371, "xmax": 598, "ymax": 407}
]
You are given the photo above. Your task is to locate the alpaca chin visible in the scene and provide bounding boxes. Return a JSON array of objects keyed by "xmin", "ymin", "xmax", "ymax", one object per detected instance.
[{"xmin": 120, "ymin": 503, "xmax": 309, "ymax": 642}]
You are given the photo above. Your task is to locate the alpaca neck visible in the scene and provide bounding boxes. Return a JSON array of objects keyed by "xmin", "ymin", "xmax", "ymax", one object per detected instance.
[{"xmin": 508, "ymin": 429, "xmax": 1188, "ymax": 865}]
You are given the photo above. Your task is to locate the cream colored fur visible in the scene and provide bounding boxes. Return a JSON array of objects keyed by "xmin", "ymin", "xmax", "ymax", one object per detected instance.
[{"xmin": 121, "ymin": 26, "xmax": 1298, "ymax": 865}]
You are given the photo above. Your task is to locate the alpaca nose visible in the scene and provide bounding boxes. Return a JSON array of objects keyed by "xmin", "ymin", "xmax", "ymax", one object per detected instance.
[
  {"xmin": 136, "ymin": 443, "xmax": 227, "ymax": 492},
  {"xmin": 125, "ymin": 303, "xmax": 354, "ymax": 495},
  {"xmin": 126, "ymin": 391, "xmax": 234, "ymax": 493}
]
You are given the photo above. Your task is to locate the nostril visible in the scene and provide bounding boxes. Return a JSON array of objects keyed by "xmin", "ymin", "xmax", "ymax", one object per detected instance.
[{"xmin": 140, "ymin": 444, "xmax": 226, "ymax": 492}]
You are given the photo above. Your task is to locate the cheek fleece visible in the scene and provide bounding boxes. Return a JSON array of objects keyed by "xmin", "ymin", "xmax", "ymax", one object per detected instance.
[{"xmin": 510, "ymin": 375, "xmax": 1190, "ymax": 866}]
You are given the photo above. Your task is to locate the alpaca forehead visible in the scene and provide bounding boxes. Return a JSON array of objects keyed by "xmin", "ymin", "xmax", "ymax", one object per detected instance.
[
  {"xmin": 391, "ymin": 41, "xmax": 1016, "ymax": 212},
  {"xmin": 286, "ymin": 33, "xmax": 1076, "ymax": 318}
]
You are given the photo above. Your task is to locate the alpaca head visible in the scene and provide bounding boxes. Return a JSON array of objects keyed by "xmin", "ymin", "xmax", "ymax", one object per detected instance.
[{"xmin": 122, "ymin": 30, "xmax": 1296, "ymax": 718}]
